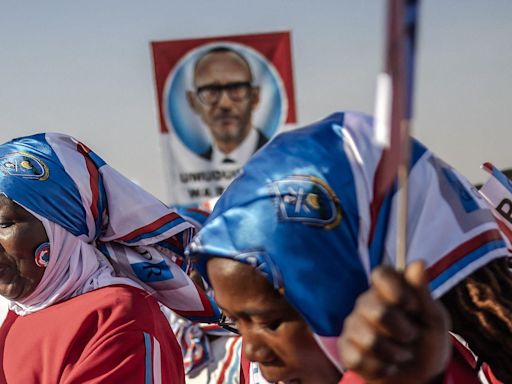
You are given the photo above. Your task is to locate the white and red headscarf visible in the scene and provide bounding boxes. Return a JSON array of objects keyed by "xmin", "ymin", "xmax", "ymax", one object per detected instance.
[{"xmin": 0, "ymin": 132, "xmax": 219, "ymax": 321}]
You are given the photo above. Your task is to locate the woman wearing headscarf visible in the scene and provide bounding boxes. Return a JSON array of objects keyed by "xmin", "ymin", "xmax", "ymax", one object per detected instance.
[
  {"xmin": 189, "ymin": 111, "xmax": 511, "ymax": 383},
  {"xmin": 0, "ymin": 132, "xmax": 219, "ymax": 383}
]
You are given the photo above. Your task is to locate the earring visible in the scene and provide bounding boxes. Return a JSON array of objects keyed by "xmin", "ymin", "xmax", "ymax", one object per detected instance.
[{"xmin": 34, "ymin": 242, "xmax": 50, "ymax": 268}]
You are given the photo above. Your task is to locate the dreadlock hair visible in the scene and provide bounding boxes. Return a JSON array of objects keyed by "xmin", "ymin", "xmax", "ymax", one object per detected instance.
[{"xmin": 441, "ymin": 257, "xmax": 512, "ymax": 382}]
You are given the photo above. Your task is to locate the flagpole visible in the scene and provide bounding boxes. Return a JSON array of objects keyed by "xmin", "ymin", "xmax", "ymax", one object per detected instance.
[
  {"xmin": 396, "ymin": 120, "xmax": 411, "ymax": 270},
  {"xmin": 374, "ymin": 0, "xmax": 419, "ymax": 271}
]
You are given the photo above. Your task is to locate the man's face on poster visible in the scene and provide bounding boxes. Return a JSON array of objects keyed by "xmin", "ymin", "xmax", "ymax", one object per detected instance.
[{"xmin": 187, "ymin": 50, "xmax": 260, "ymax": 152}]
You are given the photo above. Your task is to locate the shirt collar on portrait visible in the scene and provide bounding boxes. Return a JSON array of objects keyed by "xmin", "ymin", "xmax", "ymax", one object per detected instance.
[{"xmin": 211, "ymin": 127, "xmax": 259, "ymax": 166}]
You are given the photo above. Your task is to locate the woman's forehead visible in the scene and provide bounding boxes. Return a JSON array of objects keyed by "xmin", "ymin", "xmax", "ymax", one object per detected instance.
[
  {"xmin": 0, "ymin": 196, "xmax": 40, "ymax": 225},
  {"xmin": 0, "ymin": 195, "xmax": 24, "ymax": 214},
  {"xmin": 207, "ymin": 257, "xmax": 287, "ymax": 312},
  {"xmin": 207, "ymin": 257, "xmax": 271, "ymax": 292}
]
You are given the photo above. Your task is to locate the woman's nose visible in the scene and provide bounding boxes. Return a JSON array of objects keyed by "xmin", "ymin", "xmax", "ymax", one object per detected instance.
[{"xmin": 243, "ymin": 331, "xmax": 276, "ymax": 364}]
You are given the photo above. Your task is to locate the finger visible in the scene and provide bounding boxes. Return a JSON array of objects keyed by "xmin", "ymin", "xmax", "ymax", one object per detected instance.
[
  {"xmin": 371, "ymin": 266, "xmax": 419, "ymax": 312},
  {"xmin": 354, "ymin": 291, "xmax": 419, "ymax": 343},
  {"xmin": 403, "ymin": 260, "xmax": 427, "ymax": 291},
  {"xmin": 339, "ymin": 336, "xmax": 399, "ymax": 381},
  {"xmin": 403, "ymin": 260, "xmax": 435, "ymax": 316},
  {"xmin": 344, "ymin": 314, "xmax": 415, "ymax": 365},
  {"xmin": 403, "ymin": 260, "xmax": 433, "ymax": 317},
  {"xmin": 403, "ymin": 261, "xmax": 450, "ymax": 328}
]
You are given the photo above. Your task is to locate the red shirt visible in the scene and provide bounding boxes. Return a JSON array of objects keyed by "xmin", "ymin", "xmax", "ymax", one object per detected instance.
[{"xmin": 3, "ymin": 285, "xmax": 184, "ymax": 384}]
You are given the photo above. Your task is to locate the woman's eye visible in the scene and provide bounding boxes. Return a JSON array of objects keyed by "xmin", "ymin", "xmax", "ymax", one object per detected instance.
[
  {"xmin": 264, "ymin": 319, "xmax": 282, "ymax": 331},
  {"xmin": 0, "ymin": 222, "xmax": 13, "ymax": 229}
]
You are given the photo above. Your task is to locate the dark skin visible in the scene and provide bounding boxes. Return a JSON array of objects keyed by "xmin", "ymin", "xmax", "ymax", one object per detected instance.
[
  {"xmin": 207, "ymin": 257, "xmax": 341, "ymax": 384},
  {"xmin": 0, "ymin": 195, "xmax": 48, "ymax": 300},
  {"xmin": 338, "ymin": 261, "xmax": 451, "ymax": 384}
]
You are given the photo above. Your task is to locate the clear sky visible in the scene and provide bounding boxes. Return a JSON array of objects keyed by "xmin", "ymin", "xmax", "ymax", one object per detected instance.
[{"xmin": 1, "ymin": 0, "xmax": 511, "ymax": 201}]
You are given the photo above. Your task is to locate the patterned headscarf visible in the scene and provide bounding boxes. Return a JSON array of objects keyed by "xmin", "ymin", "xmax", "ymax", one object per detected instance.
[
  {"xmin": 0, "ymin": 132, "xmax": 219, "ymax": 321},
  {"xmin": 189, "ymin": 111, "xmax": 509, "ymax": 370},
  {"xmin": 168, "ymin": 204, "xmax": 238, "ymax": 375}
]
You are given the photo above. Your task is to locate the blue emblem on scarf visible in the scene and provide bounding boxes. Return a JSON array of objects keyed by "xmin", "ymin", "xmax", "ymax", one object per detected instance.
[
  {"xmin": 0, "ymin": 152, "xmax": 49, "ymax": 180},
  {"xmin": 0, "ymin": 133, "xmax": 90, "ymax": 236},
  {"xmin": 271, "ymin": 175, "xmax": 342, "ymax": 229}
]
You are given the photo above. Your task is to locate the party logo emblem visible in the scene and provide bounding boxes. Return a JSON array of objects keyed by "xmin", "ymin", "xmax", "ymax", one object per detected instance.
[
  {"xmin": 0, "ymin": 152, "xmax": 49, "ymax": 180},
  {"xmin": 131, "ymin": 260, "xmax": 174, "ymax": 283},
  {"xmin": 35, "ymin": 242, "xmax": 50, "ymax": 268},
  {"xmin": 271, "ymin": 175, "xmax": 342, "ymax": 229}
]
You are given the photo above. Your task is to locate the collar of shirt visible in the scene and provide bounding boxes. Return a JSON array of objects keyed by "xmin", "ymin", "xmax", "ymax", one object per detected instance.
[{"xmin": 211, "ymin": 127, "xmax": 259, "ymax": 166}]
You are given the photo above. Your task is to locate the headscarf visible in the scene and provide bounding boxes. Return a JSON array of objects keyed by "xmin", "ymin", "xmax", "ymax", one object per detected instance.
[
  {"xmin": 0, "ymin": 132, "xmax": 219, "ymax": 321},
  {"xmin": 168, "ymin": 204, "xmax": 237, "ymax": 375},
  {"xmin": 189, "ymin": 111, "xmax": 509, "ymax": 371}
]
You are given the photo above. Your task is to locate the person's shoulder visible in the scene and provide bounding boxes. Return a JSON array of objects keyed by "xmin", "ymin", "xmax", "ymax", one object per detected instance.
[
  {"xmin": 27, "ymin": 285, "xmax": 159, "ymax": 324},
  {"xmin": 7, "ymin": 286, "xmax": 157, "ymax": 356},
  {"xmin": 73, "ymin": 285, "xmax": 158, "ymax": 315}
]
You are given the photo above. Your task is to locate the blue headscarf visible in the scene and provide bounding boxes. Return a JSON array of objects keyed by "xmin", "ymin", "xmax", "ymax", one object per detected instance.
[{"xmin": 189, "ymin": 111, "xmax": 508, "ymax": 367}]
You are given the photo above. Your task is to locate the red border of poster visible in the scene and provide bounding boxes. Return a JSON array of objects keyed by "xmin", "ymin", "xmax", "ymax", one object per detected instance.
[{"xmin": 151, "ymin": 31, "xmax": 296, "ymax": 134}]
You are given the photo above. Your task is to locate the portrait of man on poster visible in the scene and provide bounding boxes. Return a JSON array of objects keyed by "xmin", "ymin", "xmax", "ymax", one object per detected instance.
[{"xmin": 186, "ymin": 46, "xmax": 269, "ymax": 165}]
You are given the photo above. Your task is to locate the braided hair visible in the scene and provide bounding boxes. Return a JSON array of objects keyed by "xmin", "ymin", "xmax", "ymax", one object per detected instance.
[{"xmin": 441, "ymin": 257, "xmax": 512, "ymax": 382}]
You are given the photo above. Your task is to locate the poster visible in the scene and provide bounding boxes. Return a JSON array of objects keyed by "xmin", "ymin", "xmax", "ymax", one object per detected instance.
[{"xmin": 151, "ymin": 31, "xmax": 296, "ymax": 204}]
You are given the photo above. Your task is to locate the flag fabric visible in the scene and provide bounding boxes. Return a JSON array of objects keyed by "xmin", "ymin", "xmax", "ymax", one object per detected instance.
[{"xmin": 478, "ymin": 162, "xmax": 512, "ymax": 248}]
